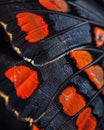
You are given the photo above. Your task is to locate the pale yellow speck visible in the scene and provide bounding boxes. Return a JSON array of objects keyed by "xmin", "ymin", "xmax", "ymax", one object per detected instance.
[
  {"xmin": 12, "ymin": 109, "xmax": 19, "ymax": 117},
  {"xmin": 0, "ymin": 21, "xmax": 12, "ymax": 40},
  {"xmin": 0, "ymin": 91, "xmax": 9, "ymax": 105},
  {"xmin": 13, "ymin": 46, "xmax": 21, "ymax": 54},
  {"xmin": 25, "ymin": 117, "xmax": 34, "ymax": 126}
]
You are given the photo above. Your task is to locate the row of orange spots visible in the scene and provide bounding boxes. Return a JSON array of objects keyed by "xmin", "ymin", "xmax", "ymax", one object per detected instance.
[
  {"xmin": 59, "ymin": 87, "xmax": 86, "ymax": 116},
  {"xmin": 86, "ymin": 65, "xmax": 104, "ymax": 92},
  {"xmin": 70, "ymin": 50, "xmax": 104, "ymax": 93},
  {"xmin": 94, "ymin": 27, "xmax": 104, "ymax": 47},
  {"xmin": 5, "ymin": 65, "xmax": 40, "ymax": 99},
  {"xmin": 59, "ymin": 87, "xmax": 97, "ymax": 130},
  {"xmin": 39, "ymin": 0, "xmax": 69, "ymax": 12},
  {"xmin": 76, "ymin": 108, "xmax": 97, "ymax": 130},
  {"xmin": 16, "ymin": 12, "xmax": 49, "ymax": 43}
]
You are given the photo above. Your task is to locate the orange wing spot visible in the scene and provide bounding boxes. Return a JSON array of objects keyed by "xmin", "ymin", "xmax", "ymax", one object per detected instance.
[
  {"xmin": 39, "ymin": 0, "xmax": 69, "ymax": 12},
  {"xmin": 5, "ymin": 65, "xmax": 40, "ymax": 99},
  {"xmin": 94, "ymin": 27, "xmax": 104, "ymax": 47},
  {"xmin": 70, "ymin": 51, "xmax": 104, "ymax": 93},
  {"xmin": 32, "ymin": 125, "xmax": 39, "ymax": 130},
  {"xmin": 59, "ymin": 87, "xmax": 86, "ymax": 116},
  {"xmin": 16, "ymin": 12, "xmax": 49, "ymax": 43},
  {"xmin": 32, "ymin": 125, "xmax": 44, "ymax": 130},
  {"xmin": 85, "ymin": 65, "xmax": 104, "ymax": 91},
  {"xmin": 76, "ymin": 108, "xmax": 97, "ymax": 130},
  {"xmin": 70, "ymin": 50, "xmax": 93, "ymax": 69}
]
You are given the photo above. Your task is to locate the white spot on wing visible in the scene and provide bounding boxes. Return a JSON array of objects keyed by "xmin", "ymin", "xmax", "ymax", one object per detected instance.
[
  {"xmin": 13, "ymin": 46, "xmax": 21, "ymax": 54},
  {"xmin": 23, "ymin": 57, "xmax": 31, "ymax": 62}
]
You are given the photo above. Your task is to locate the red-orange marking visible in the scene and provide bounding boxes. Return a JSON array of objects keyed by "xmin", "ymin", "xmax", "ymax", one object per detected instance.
[
  {"xmin": 76, "ymin": 108, "xmax": 97, "ymax": 130},
  {"xmin": 16, "ymin": 12, "xmax": 49, "ymax": 43},
  {"xmin": 59, "ymin": 87, "xmax": 86, "ymax": 116},
  {"xmin": 85, "ymin": 65, "xmax": 104, "ymax": 92},
  {"xmin": 39, "ymin": 0, "xmax": 69, "ymax": 12},
  {"xmin": 94, "ymin": 27, "xmax": 104, "ymax": 47},
  {"xmin": 5, "ymin": 65, "xmax": 40, "ymax": 99},
  {"xmin": 70, "ymin": 51, "xmax": 104, "ymax": 93},
  {"xmin": 32, "ymin": 125, "xmax": 44, "ymax": 130},
  {"xmin": 32, "ymin": 125, "xmax": 39, "ymax": 130},
  {"xmin": 70, "ymin": 50, "xmax": 93, "ymax": 69}
]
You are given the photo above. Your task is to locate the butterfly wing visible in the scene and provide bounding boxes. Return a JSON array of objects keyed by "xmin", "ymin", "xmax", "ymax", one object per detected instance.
[
  {"xmin": 1, "ymin": 42, "xmax": 104, "ymax": 130},
  {"xmin": 0, "ymin": 28, "xmax": 104, "ymax": 130},
  {"xmin": 0, "ymin": 0, "xmax": 104, "ymax": 130},
  {"xmin": 67, "ymin": 0, "xmax": 104, "ymax": 24},
  {"xmin": 0, "ymin": 0, "xmax": 104, "ymax": 66}
]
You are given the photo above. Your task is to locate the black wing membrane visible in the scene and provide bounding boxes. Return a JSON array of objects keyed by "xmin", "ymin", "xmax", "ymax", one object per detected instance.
[
  {"xmin": 0, "ymin": 0, "xmax": 104, "ymax": 130},
  {"xmin": 0, "ymin": 37, "xmax": 39, "ymax": 119},
  {"xmin": 0, "ymin": 0, "xmax": 103, "ymax": 66},
  {"xmin": 0, "ymin": 39, "xmax": 104, "ymax": 130},
  {"xmin": 67, "ymin": 0, "xmax": 104, "ymax": 25},
  {"xmin": 0, "ymin": 28, "xmax": 104, "ymax": 130}
]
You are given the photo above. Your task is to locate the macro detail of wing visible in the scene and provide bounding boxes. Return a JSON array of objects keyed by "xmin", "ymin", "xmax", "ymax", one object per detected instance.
[
  {"xmin": 0, "ymin": 52, "xmax": 41, "ymax": 116},
  {"xmin": 0, "ymin": 0, "xmax": 98, "ymax": 66},
  {"xmin": 1, "ymin": 45, "xmax": 103, "ymax": 130},
  {"xmin": 70, "ymin": 50, "xmax": 104, "ymax": 93},
  {"xmin": 0, "ymin": 0, "xmax": 104, "ymax": 130}
]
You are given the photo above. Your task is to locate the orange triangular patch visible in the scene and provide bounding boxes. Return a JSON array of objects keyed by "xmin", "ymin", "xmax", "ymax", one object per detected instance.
[
  {"xmin": 16, "ymin": 12, "xmax": 49, "ymax": 43},
  {"xmin": 5, "ymin": 65, "xmax": 40, "ymax": 99}
]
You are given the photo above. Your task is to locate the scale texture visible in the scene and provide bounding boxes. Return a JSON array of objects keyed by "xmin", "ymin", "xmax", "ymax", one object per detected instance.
[{"xmin": 0, "ymin": 0, "xmax": 104, "ymax": 130}]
